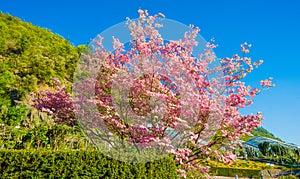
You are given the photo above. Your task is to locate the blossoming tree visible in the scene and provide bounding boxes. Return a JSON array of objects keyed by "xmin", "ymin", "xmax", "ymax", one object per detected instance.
[{"xmin": 33, "ymin": 9, "xmax": 274, "ymax": 178}]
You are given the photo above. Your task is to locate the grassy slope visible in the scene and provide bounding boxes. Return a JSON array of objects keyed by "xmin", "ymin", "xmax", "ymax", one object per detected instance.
[
  {"xmin": 0, "ymin": 12, "xmax": 81, "ymax": 96},
  {"xmin": 0, "ymin": 12, "xmax": 84, "ymax": 124},
  {"xmin": 241, "ymin": 127, "xmax": 284, "ymax": 142}
]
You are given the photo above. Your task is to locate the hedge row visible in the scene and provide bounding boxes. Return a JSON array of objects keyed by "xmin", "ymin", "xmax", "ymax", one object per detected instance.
[
  {"xmin": 210, "ymin": 167, "xmax": 261, "ymax": 178},
  {"xmin": 0, "ymin": 150, "xmax": 178, "ymax": 178}
]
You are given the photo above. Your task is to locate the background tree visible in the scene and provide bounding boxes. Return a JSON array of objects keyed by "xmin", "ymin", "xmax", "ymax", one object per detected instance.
[{"xmin": 258, "ymin": 141, "xmax": 270, "ymax": 156}]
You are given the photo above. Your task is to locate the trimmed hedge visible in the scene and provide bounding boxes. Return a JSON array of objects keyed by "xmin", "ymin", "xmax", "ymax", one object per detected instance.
[
  {"xmin": 210, "ymin": 167, "xmax": 261, "ymax": 178},
  {"xmin": 0, "ymin": 150, "xmax": 178, "ymax": 178}
]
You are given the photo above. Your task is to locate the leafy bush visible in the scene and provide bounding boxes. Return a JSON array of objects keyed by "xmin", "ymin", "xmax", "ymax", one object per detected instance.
[
  {"xmin": 0, "ymin": 150, "xmax": 178, "ymax": 178},
  {"xmin": 1, "ymin": 104, "xmax": 29, "ymax": 126},
  {"xmin": 0, "ymin": 124, "xmax": 89, "ymax": 150}
]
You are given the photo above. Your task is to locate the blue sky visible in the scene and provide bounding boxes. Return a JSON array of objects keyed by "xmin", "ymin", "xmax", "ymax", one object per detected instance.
[{"xmin": 1, "ymin": 0, "xmax": 300, "ymax": 145}]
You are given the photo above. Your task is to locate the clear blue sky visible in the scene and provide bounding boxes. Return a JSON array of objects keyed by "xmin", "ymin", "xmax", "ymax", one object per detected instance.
[{"xmin": 1, "ymin": 0, "xmax": 300, "ymax": 145}]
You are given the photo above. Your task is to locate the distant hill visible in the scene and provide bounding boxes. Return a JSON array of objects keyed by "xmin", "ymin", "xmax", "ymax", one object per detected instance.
[
  {"xmin": 241, "ymin": 126, "xmax": 284, "ymax": 142},
  {"xmin": 252, "ymin": 127, "xmax": 283, "ymax": 142},
  {"xmin": 0, "ymin": 12, "xmax": 81, "ymax": 87}
]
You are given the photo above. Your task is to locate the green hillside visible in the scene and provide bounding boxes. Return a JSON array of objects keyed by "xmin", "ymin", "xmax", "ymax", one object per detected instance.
[
  {"xmin": 252, "ymin": 127, "xmax": 283, "ymax": 142},
  {"xmin": 241, "ymin": 127, "xmax": 284, "ymax": 142},
  {"xmin": 0, "ymin": 12, "xmax": 83, "ymax": 124}
]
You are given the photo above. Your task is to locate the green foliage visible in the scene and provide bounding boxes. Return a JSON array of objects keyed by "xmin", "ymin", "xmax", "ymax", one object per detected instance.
[
  {"xmin": 279, "ymin": 175, "xmax": 299, "ymax": 179},
  {"xmin": 0, "ymin": 12, "xmax": 83, "ymax": 123},
  {"xmin": 0, "ymin": 123, "xmax": 90, "ymax": 150},
  {"xmin": 0, "ymin": 150, "xmax": 178, "ymax": 178},
  {"xmin": 0, "ymin": 71, "xmax": 15, "ymax": 120},
  {"xmin": 252, "ymin": 127, "xmax": 283, "ymax": 142},
  {"xmin": 240, "ymin": 127, "xmax": 284, "ymax": 142},
  {"xmin": 255, "ymin": 141, "xmax": 300, "ymax": 165},
  {"xmin": 209, "ymin": 167, "xmax": 261, "ymax": 178},
  {"xmin": 0, "ymin": 13, "xmax": 84, "ymax": 98},
  {"xmin": 0, "ymin": 13, "xmax": 80, "ymax": 83},
  {"xmin": 1, "ymin": 104, "xmax": 29, "ymax": 126},
  {"xmin": 258, "ymin": 141, "xmax": 271, "ymax": 156}
]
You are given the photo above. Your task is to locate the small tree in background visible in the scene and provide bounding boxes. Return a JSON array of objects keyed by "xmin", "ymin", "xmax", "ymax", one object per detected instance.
[
  {"xmin": 33, "ymin": 78, "xmax": 76, "ymax": 126},
  {"xmin": 33, "ymin": 9, "xmax": 274, "ymax": 178}
]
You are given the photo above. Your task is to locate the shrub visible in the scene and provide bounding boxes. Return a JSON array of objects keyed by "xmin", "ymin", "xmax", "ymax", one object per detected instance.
[{"xmin": 0, "ymin": 149, "xmax": 178, "ymax": 178}]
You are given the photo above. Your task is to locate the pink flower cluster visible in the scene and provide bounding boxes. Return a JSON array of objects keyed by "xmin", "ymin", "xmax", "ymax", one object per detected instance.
[
  {"xmin": 260, "ymin": 77, "xmax": 275, "ymax": 88},
  {"xmin": 33, "ymin": 78, "xmax": 76, "ymax": 126}
]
